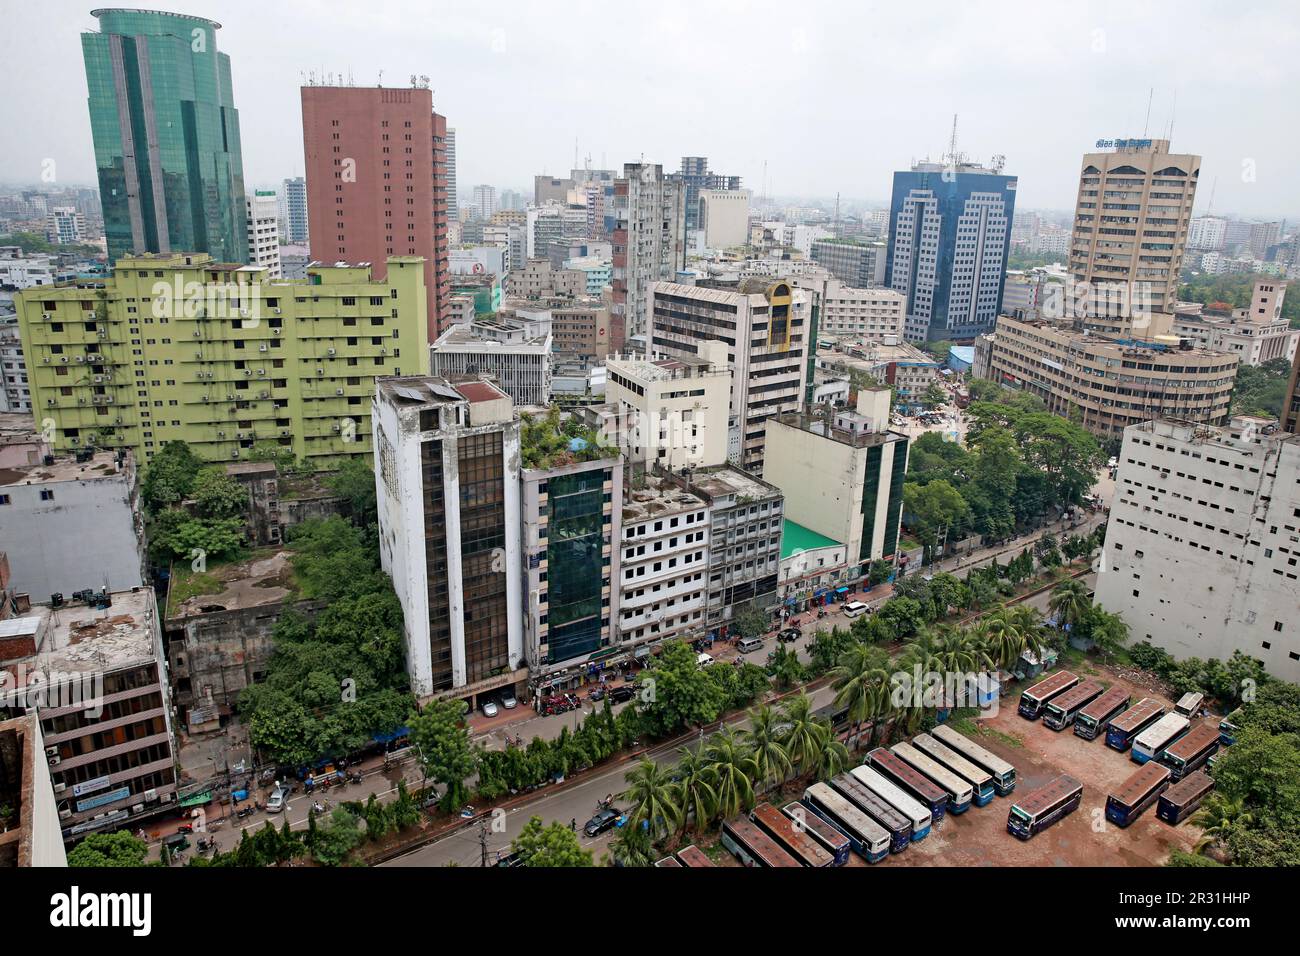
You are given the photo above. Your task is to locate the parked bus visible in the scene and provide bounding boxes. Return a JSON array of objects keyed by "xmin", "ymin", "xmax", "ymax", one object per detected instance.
[
  {"xmin": 1105, "ymin": 762, "xmax": 1171, "ymax": 828},
  {"xmin": 654, "ymin": 856, "xmax": 682, "ymax": 867},
  {"xmin": 800, "ymin": 782, "xmax": 890, "ymax": 862},
  {"xmin": 931, "ymin": 723, "xmax": 1017, "ymax": 795},
  {"xmin": 1218, "ymin": 708, "xmax": 1242, "ymax": 746},
  {"xmin": 912, "ymin": 732, "xmax": 995, "ymax": 806},
  {"xmin": 674, "ymin": 844, "xmax": 716, "ymax": 868},
  {"xmin": 719, "ymin": 816, "xmax": 801, "ymax": 867},
  {"xmin": 1174, "ymin": 691, "xmax": 1204, "ymax": 718},
  {"xmin": 1006, "ymin": 775, "xmax": 1083, "ymax": 840},
  {"xmin": 866, "ymin": 748, "xmax": 949, "ymax": 821},
  {"xmin": 1132, "ymin": 713, "xmax": 1190, "ymax": 765},
  {"xmin": 1105, "ymin": 697, "xmax": 1166, "ymax": 752},
  {"xmin": 849, "ymin": 764, "xmax": 932, "ymax": 841},
  {"xmin": 1042, "ymin": 679, "xmax": 1105, "ymax": 731},
  {"xmin": 891, "ymin": 741, "xmax": 974, "ymax": 813},
  {"xmin": 781, "ymin": 801, "xmax": 850, "ymax": 866},
  {"xmin": 750, "ymin": 803, "xmax": 834, "ymax": 868},
  {"xmin": 828, "ymin": 773, "xmax": 912, "ymax": 853},
  {"xmin": 1156, "ymin": 771, "xmax": 1215, "ymax": 825},
  {"xmin": 1157, "ymin": 722, "xmax": 1220, "ymax": 780},
  {"xmin": 1018, "ymin": 670, "xmax": 1080, "ymax": 720},
  {"xmin": 1074, "ymin": 686, "xmax": 1131, "ymax": 741}
]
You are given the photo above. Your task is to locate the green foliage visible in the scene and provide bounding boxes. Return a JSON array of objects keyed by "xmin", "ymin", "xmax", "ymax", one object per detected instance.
[
  {"xmin": 311, "ymin": 807, "xmax": 364, "ymax": 866},
  {"xmin": 67, "ymin": 831, "xmax": 150, "ymax": 867},
  {"xmin": 633, "ymin": 640, "xmax": 729, "ymax": 738},
  {"xmin": 1210, "ymin": 727, "xmax": 1300, "ymax": 831},
  {"xmin": 326, "ymin": 458, "xmax": 379, "ymax": 527},
  {"xmin": 765, "ymin": 643, "xmax": 807, "ymax": 690},
  {"xmin": 140, "ymin": 440, "xmax": 205, "ymax": 511},
  {"xmin": 1180, "ymin": 273, "xmax": 1300, "ymax": 326},
  {"xmin": 512, "ymin": 815, "xmax": 594, "ymax": 867},
  {"xmin": 1166, "ymin": 850, "xmax": 1224, "ymax": 868},
  {"xmin": 520, "ymin": 405, "xmax": 613, "ymax": 469},
  {"xmin": 408, "ymin": 699, "xmax": 479, "ymax": 812},
  {"xmin": 1228, "ymin": 357, "xmax": 1292, "ymax": 418},
  {"xmin": 190, "ymin": 467, "xmax": 249, "ymax": 519},
  {"xmin": 729, "ymin": 606, "xmax": 769, "ymax": 641}
]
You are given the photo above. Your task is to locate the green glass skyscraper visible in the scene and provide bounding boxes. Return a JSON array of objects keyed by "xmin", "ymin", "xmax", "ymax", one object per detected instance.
[{"xmin": 83, "ymin": 8, "xmax": 248, "ymax": 264}]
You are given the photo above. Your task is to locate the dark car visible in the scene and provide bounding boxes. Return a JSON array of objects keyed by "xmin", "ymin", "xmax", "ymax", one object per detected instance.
[
  {"xmin": 584, "ymin": 808, "xmax": 623, "ymax": 837},
  {"xmin": 777, "ymin": 627, "xmax": 802, "ymax": 644},
  {"xmin": 609, "ymin": 685, "xmax": 637, "ymax": 704}
]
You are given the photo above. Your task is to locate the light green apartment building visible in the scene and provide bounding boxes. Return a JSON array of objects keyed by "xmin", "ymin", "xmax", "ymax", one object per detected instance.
[{"xmin": 16, "ymin": 252, "xmax": 428, "ymax": 466}]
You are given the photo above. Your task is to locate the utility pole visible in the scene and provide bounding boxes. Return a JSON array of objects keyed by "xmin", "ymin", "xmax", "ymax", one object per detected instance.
[{"xmin": 479, "ymin": 818, "xmax": 490, "ymax": 867}]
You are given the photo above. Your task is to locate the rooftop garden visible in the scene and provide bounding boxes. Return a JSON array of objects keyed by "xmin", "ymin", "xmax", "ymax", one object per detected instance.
[{"xmin": 521, "ymin": 405, "xmax": 615, "ymax": 470}]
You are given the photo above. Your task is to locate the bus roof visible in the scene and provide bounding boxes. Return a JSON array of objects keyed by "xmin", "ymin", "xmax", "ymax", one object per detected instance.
[
  {"xmin": 1109, "ymin": 697, "xmax": 1165, "ymax": 732},
  {"xmin": 675, "ymin": 844, "xmax": 716, "ymax": 867},
  {"xmin": 892, "ymin": 741, "xmax": 973, "ymax": 799},
  {"xmin": 1176, "ymin": 691, "xmax": 1204, "ymax": 711},
  {"xmin": 781, "ymin": 801, "xmax": 850, "ymax": 851},
  {"xmin": 722, "ymin": 817, "xmax": 801, "ymax": 867},
  {"xmin": 1161, "ymin": 770, "xmax": 1214, "ymax": 807},
  {"xmin": 1045, "ymin": 678, "xmax": 1105, "ymax": 713},
  {"xmin": 654, "ymin": 856, "xmax": 683, "ymax": 867},
  {"xmin": 913, "ymin": 732, "xmax": 993, "ymax": 785},
  {"xmin": 1015, "ymin": 774, "xmax": 1082, "ymax": 815},
  {"xmin": 1162, "ymin": 721, "xmax": 1219, "ymax": 761},
  {"xmin": 1078, "ymin": 685, "xmax": 1131, "ymax": 722},
  {"xmin": 930, "ymin": 723, "xmax": 1016, "ymax": 776},
  {"xmin": 1111, "ymin": 762, "xmax": 1171, "ymax": 806},
  {"xmin": 807, "ymin": 781, "xmax": 891, "ymax": 845},
  {"xmin": 1136, "ymin": 712, "xmax": 1190, "ymax": 748},
  {"xmin": 752, "ymin": 803, "xmax": 833, "ymax": 867},
  {"xmin": 868, "ymin": 748, "xmax": 947, "ymax": 804},
  {"xmin": 829, "ymin": 772, "xmax": 909, "ymax": 831},
  {"xmin": 1022, "ymin": 670, "xmax": 1079, "ymax": 701}
]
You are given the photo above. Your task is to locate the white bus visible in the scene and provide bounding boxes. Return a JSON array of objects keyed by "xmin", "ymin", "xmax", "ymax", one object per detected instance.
[
  {"xmin": 801, "ymin": 782, "xmax": 891, "ymax": 863},
  {"xmin": 911, "ymin": 732, "xmax": 996, "ymax": 806},
  {"xmin": 931, "ymin": 723, "xmax": 1017, "ymax": 795},
  {"xmin": 891, "ymin": 741, "xmax": 974, "ymax": 813},
  {"xmin": 849, "ymin": 764, "xmax": 932, "ymax": 841},
  {"xmin": 1131, "ymin": 712, "xmax": 1190, "ymax": 765}
]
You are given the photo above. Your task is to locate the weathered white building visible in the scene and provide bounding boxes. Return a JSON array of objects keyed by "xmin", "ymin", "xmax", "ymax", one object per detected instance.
[{"xmin": 429, "ymin": 315, "xmax": 553, "ymax": 407}]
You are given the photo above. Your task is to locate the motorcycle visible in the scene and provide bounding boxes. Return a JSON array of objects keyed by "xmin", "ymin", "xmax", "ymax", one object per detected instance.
[
  {"xmin": 176, "ymin": 823, "xmax": 194, "ymax": 834},
  {"xmin": 459, "ymin": 805, "xmax": 475, "ymax": 819},
  {"xmin": 347, "ymin": 771, "xmax": 364, "ymax": 785},
  {"xmin": 235, "ymin": 805, "xmax": 257, "ymax": 820}
]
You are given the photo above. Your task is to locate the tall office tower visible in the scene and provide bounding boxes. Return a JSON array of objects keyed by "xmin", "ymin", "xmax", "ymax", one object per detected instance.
[
  {"xmin": 1248, "ymin": 221, "xmax": 1281, "ymax": 259},
  {"xmin": 1188, "ymin": 216, "xmax": 1226, "ymax": 252},
  {"xmin": 810, "ymin": 238, "xmax": 889, "ymax": 287},
  {"xmin": 301, "ymin": 83, "xmax": 451, "ymax": 339},
  {"xmin": 373, "ymin": 376, "xmax": 523, "ymax": 702},
  {"xmin": 245, "ymin": 191, "xmax": 281, "ymax": 279},
  {"xmin": 282, "ymin": 176, "xmax": 309, "ymax": 244},
  {"xmin": 1069, "ymin": 138, "xmax": 1199, "ymax": 330},
  {"xmin": 669, "ymin": 156, "xmax": 743, "ymax": 233},
  {"xmin": 445, "ymin": 128, "xmax": 458, "ymax": 223},
  {"xmin": 82, "ymin": 9, "xmax": 249, "ymax": 265},
  {"xmin": 472, "ymin": 184, "xmax": 496, "ymax": 220},
  {"xmin": 611, "ymin": 163, "xmax": 687, "ymax": 349},
  {"xmin": 885, "ymin": 157, "xmax": 1017, "ymax": 342},
  {"xmin": 45, "ymin": 207, "xmax": 87, "ymax": 245}
]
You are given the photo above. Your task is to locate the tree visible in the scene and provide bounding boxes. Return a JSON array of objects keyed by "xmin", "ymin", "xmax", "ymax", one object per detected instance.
[
  {"xmin": 620, "ymin": 759, "xmax": 682, "ymax": 840},
  {"xmin": 866, "ymin": 559, "xmax": 894, "ymax": 587},
  {"xmin": 1192, "ymin": 794, "xmax": 1254, "ymax": 861},
  {"xmin": 512, "ymin": 816, "xmax": 594, "ymax": 867},
  {"xmin": 311, "ymin": 808, "xmax": 364, "ymax": 866},
  {"xmin": 778, "ymin": 693, "xmax": 824, "ymax": 781},
  {"xmin": 327, "ymin": 458, "xmax": 379, "ymax": 527},
  {"xmin": 704, "ymin": 726, "xmax": 760, "ymax": 819},
  {"xmin": 742, "ymin": 704, "xmax": 792, "ymax": 789},
  {"xmin": 672, "ymin": 745, "xmax": 718, "ymax": 831},
  {"xmin": 634, "ymin": 640, "xmax": 727, "ymax": 739},
  {"xmin": 876, "ymin": 596, "xmax": 924, "ymax": 640},
  {"xmin": 191, "ymin": 467, "xmax": 249, "ymax": 519},
  {"xmin": 607, "ymin": 823, "xmax": 656, "ymax": 867},
  {"xmin": 1209, "ymin": 727, "xmax": 1300, "ymax": 831},
  {"xmin": 408, "ymin": 699, "xmax": 479, "ymax": 812},
  {"xmin": 1047, "ymin": 580, "xmax": 1091, "ymax": 631},
  {"xmin": 67, "ymin": 831, "xmax": 150, "ymax": 867},
  {"xmin": 1077, "ymin": 607, "xmax": 1129, "ymax": 659},
  {"xmin": 765, "ymin": 642, "xmax": 806, "ymax": 690},
  {"xmin": 140, "ymin": 440, "xmax": 204, "ymax": 511},
  {"xmin": 730, "ymin": 606, "xmax": 769, "ymax": 641},
  {"xmin": 811, "ymin": 721, "xmax": 851, "ymax": 781},
  {"xmin": 903, "ymin": 479, "xmax": 971, "ymax": 560},
  {"xmin": 829, "ymin": 643, "xmax": 893, "ymax": 746}
]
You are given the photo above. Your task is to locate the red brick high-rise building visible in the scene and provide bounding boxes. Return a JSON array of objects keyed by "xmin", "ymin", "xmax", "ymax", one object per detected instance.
[{"xmin": 301, "ymin": 84, "xmax": 450, "ymax": 339}]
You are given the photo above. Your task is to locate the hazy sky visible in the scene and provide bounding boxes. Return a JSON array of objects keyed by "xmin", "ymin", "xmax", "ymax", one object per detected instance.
[{"xmin": 3, "ymin": 0, "xmax": 1298, "ymax": 218}]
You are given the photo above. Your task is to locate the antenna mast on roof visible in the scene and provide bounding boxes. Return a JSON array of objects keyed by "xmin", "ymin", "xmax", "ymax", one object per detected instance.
[{"xmin": 1143, "ymin": 87, "xmax": 1154, "ymax": 137}]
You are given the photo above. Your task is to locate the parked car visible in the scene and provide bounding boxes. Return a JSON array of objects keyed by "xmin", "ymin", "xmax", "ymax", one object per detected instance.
[
  {"xmin": 842, "ymin": 601, "xmax": 871, "ymax": 619},
  {"xmin": 737, "ymin": 636, "xmax": 765, "ymax": 654},
  {"xmin": 777, "ymin": 627, "xmax": 802, "ymax": 644},
  {"xmin": 696, "ymin": 652, "xmax": 716, "ymax": 668},
  {"xmin": 266, "ymin": 783, "xmax": 291, "ymax": 814},
  {"xmin": 500, "ymin": 692, "xmax": 518, "ymax": 710},
  {"xmin": 584, "ymin": 807, "xmax": 623, "ymax": 837},
  {"xmin": 609, "ymin": 685, "xmax": 636, "ymax": 704},
  {"xmin": 480, "ymin": 699, "xmax": 499, "ymax": 718}
]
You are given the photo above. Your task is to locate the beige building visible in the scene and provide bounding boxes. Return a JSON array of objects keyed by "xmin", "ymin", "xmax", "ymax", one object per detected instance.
[
  {"xmin": 985, "ymin": 313, "xmax": 1237, "ymax": 437},
  {"xmin": 648, "ymin": 279, "xmax": 810, "ymax": 472},
  {"xmin": 505, "ymin": 295, "xmax": 611, "ymax": 364},
  {"xmin": 1069, "ymin": 138, "xmax": 1200, "ymax": 327},
  {"xmin": 604, "ymin": 341, "xmax": 731, "ymax": 469},
  {"xmin": 763, "ymin": 389, "xmax": 909, "ymax": 578},
  {"xmin": 817, "ymin": 281, "xmax": 907, "ymax": 340},
  {"xmin": 1172, "ymin": 279, "xmax": 1295, "ymax": 367},
  {"xmin": 508, "ymin": 258, "xmax": 586, "ymax": 300},
  {"xmin": 698, "ymin": 188, "xmax": 751, "ymax": 250}
]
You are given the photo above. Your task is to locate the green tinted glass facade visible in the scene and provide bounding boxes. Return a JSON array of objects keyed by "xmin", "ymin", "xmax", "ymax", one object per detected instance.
[
  {"xmin": 83, "ymin": 9, "xmax": 247, "ymax": 265},
  {"xmin": 545, "ymin": 470, "xmax": 607, "ymax": 664}
]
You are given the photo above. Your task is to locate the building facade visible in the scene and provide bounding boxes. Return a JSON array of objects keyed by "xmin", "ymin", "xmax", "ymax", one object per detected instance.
[
  {"xmin": 301, "ymin": 84, "xmax": 450, "ymax": 338},
  {"xmin": 810, "ymin": 238, "xmax": 888, "ymax": 288},
  {"xmin": 0, "ymin": 320, "xmax": 31, "ymax": 413},
  {"xmin": 82, "ymin": 9, "xmax": 248, "ymax": 265},
  {"xmin": 817, "ymin": 281, "xmax": 907, "ymax": 339},
  {"xmin": 245, "ymin": 191, "xmax": 281, "ymax": 280},
  {"xmin": 15, "ymin": 252, "xmax": 428, "ymax": 466},
  {"xmin": 282, "ymin": 176, "xmax": 309, "ymax": 244},
  {"xmin": 428, "ymin": 315, "xmax": 552, "ymax": 407},
  {"xmin": 611, "ymin": 163, "xmax": 687, "ymax": 348}
]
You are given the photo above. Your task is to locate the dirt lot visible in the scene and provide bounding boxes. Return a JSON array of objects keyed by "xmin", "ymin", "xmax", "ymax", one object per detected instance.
[{"xmin": 892, "ymin": 664, "xmax": 1201, "ymax": 867}]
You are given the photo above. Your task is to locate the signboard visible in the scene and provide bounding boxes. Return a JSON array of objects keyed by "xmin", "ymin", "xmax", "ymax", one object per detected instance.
[
  {"xmin": 1095, "ymin": 138, "xmax": 1153, "ymax": 150},
  {"xmin": 68, "ymin": 809, "xmax": 130, "ymax": 837},
  {"xmin": 76, "ymin": 786, "xmax": 131, "ymax": 813},
  {"xmin": 72, "ymin": 775, "xmax": 112, "ymax": 798}
]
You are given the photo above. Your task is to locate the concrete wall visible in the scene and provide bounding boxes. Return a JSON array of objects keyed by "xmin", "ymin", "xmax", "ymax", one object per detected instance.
[{"xmin": 762, "ymin": 420, "xmax": 863, "ymax": 562}]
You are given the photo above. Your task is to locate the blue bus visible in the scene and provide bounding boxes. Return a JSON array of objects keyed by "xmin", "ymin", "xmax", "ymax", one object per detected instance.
[
  {"xmin": 849, "ymin": 764, "xmax": 932, "ymax": 841},
  {"xmin": 1105, "ymin": 762, "xmax": 1171, "ymax": 828},
  {"xmin": 781, "ymin": 801, "xmax": 850, "ymax": 866},
  {"xmin": 1105, "ymin": 697, "xmax": 1165, "ymax": 752},
  {"xmin": 801, "ymin": 783, "xmax": 890, "ymax": 863},
  {"xmin": 912, "ymin": 732, "xmax": 996, "ymax": 806}
]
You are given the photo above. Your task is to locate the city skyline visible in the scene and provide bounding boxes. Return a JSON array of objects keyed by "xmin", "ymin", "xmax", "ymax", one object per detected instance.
[{"xmin": 0, "ymin": 0, "xmax": 1297, "ymax": 220}]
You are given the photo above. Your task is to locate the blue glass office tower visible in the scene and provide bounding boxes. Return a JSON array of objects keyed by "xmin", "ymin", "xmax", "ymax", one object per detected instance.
[{"xmin": 885, "ymin": 162, "xmax": 1017, "ymax": 342}]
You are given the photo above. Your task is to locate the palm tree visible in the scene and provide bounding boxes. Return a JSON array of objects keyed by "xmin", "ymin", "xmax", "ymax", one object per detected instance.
[
  {"xmin": 1048, "ymin": 580, "xmax": 1091, "ymax": 632},
  {"xmin": 829, "ymin": 643, "xmax": 893, "ymax": 747},
  {"xmin": 704, "ymin": 726, "xmax": 760, "ymax": 820},
  {"xmin": 974, "ymin": 612, "xmax": 1022, "ymax": 671},
  {"xmin": 777, "ymin": 693, "xmax": 824, "ymax": 782},
  {"xmin": 1086, "ymin": 608, "xmax": 1130, "ymax": 659},
  {"xmin": 895, "ymin": 632, "xmax": 944, "ymax": 737},
  {"xmin": 672, "ymin": 745, "xmax": 717, "ymax": 833},
  {"xmin": 607, "ymin": 823, "xmax": 656, "ymax": 868},
  {"xmin": 1192, "ymin": 794, "xmax": 1253, "ymax": 861},
  {"xmin": 620, "ymin": 758, "xmax": 682, "ymax": 840},
  {"xmin": 743, "ymin": 704, "xmax": 792, "ymax": 791},
  {"xmin": 1007, "ymin": 603, "xmax": 1049, "ymax": 661},
  {"xmin": 810, "ymin": 720, "xmax": 851, "ymax": 781}
]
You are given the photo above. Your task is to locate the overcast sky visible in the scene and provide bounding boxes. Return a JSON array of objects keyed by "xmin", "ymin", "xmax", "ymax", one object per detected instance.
[{"xmin": 3, "ymin": 0, "xmax": 1298, "ymax": 218}]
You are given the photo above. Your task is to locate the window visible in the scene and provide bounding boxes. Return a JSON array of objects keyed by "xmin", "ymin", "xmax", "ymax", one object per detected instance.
[{"xmin": 39, "ymin": 489, "xmax": 55, "ymax": 501}]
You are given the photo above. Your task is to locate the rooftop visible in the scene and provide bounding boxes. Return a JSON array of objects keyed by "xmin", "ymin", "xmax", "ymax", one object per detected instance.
[
  {"xmin": 0, "ymin": 450, "xmax": 129, "ymax": 487},
  {"xmin": 1, "ymin": 587, "xmax": 158, "ymax": 676},
  {"xmin": 622, "ymin": 473, "xmax": 707, "ymax": 523},
  {"xmin": 676, "ymin": 464, "xmax": 780, "ymax": 504},
  {"xmin": 377, "ymin": 375, "xmax": 509, "ymax": 408},
  {"xmin": 781, "ymin": 519, "xmax": 840, "ymax": 560},
  {"xmin": 165, "ymin": 547, "xmax": 300, "ymax": 621},
  {"xmin": 770, "ymin": 411, "xmax": 904, "ymax": 449}
]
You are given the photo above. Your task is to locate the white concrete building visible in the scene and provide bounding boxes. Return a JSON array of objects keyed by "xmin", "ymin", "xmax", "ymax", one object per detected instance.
[
  {"xmin": 1188, "ymin": 216, "xmax": 1226, "ymax": 252},
  {"xmin": 611, "ymin": 163, "xmax": 688, "ymax": 346},
  {"xmin": 0, "ymin": 253, "xmax": 55, "ymax": 291},
  {"xmin": 818, "ymin": 281, "xmax": 907, "ymax": 339},
  {"xmin": 1172, "ymin": 279, "xmax": 1295, "ymax": 367},
  {"xmin": 445, "ymin": 129, "xmax": 458, "ymax": 224},
  {"xmin": 245, "ymin": 191, "xmax": 281, "ymax": 279},
  {"xmin": 450, "ymin": 245, "xmax": 508, "ymax": 277},
  {"xmin": 698, "ymin": 188, "xmax": 751, "ymax": 250},
  {"xmin": 0, "ymin": 449, "xmax": 146, "ymax": 601},
  {"xmin": 1096, "ymin": 416, "xmax": 1300, "ymax": 683},
  {"xmin": 618, "ymin": 473, "xmax": 711, "ymax": 649},
  {"xmin": 373, "ymin": 376, "xmax": 525, "ymax": 702},
  {"xmin": 1, "ymin": 319, "xmax": 31, "ymax": 412},
  {"xmin": 282, "ymin": 177, "xmax": 309, "ymax": 244},
  {"xmin": 429, "ymin": 315, "xmax": 553, "ymax": 407},
  {"xmin": 472, "ymin": 184, "xmax": 497, "ymax": 221},
  {"xmin": 603, "ymin": 341, "xmax": 731, "ymax": 470},
  {"xmin": 45, "ymin": 207, "xmax": 85, "ymax": 246}
]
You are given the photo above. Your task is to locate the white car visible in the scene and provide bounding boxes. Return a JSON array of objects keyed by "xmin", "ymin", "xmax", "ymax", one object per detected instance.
[
  {"xmin": 842, "ymin": 601, "xmax": 871, "ymax": 619},
  {"xmin": 266, "ymin": 784, "xmax": 291, "ymax": 814},
  {"xmin": 500, "ymin": 692, "xmax": 518, "ymax": 710},
  {"xmin": 480, "ymin": 700, "xmax": 499, "ymax": 718}
]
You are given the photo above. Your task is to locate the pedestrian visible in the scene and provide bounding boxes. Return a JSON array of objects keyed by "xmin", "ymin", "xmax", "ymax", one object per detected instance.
[{"xmin": 570, "ymin": 818, "xmax": 577, "ymax": 832}]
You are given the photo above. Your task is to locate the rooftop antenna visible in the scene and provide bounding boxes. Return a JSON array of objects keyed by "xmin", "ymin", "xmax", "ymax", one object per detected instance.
[
  {"xmin": 833, "ymin": 192, "xmax": 840, "ymax": 238},
  {"xmin": 1142, "ymin": 87, "xmax": 1154, "ymax": 137},
  {"xmin": 377, "ymin": 69, "xmax": 383, "ymax": 87},
  {"xmin": 1166, "ymin": 90, "xmax": 1178, "ymax": 142},
  {"xmin": 947, "ymin": 113, "xmax": 959, "ymax": 164}
]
